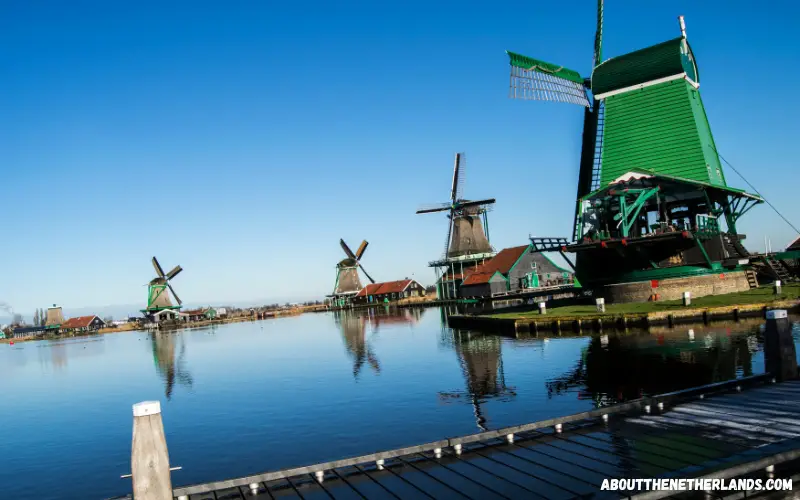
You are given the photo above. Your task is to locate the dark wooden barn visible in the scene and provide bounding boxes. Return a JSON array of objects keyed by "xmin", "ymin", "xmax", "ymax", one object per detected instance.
[{"xmin": 459, "ymin": 244, "xmax": 572, "ymax": 298}]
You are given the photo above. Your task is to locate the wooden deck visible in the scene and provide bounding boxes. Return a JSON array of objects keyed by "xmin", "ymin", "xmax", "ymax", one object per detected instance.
[{"xmin": 112, "ymin": 375, "xmax": 800, "ymax": 500}]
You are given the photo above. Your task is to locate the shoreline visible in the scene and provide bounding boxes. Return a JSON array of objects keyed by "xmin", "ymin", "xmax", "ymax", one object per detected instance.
[
  {"xmin": 1, "ymin": 304, "xmax": 328, "ymax": 344},
  {"xmin": 448, "ymin": 284, "xmax": 800, "ymax": 333}
]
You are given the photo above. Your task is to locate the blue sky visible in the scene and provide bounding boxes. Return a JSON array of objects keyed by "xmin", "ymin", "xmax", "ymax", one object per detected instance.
[{"xmin": 2, "ymin": 0, "xmax": 799, "ymax": 314}]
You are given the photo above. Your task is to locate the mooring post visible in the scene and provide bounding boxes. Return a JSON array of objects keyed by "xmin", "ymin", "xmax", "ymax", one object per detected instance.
[
  {"xmin": 538, "ymin": 302, "xmax": 546, "ymax": 315},
  {"xmin": 683, "ymin": 291, "xmax": 691, "ymax": 306},
  {"xmin": 131, "ymin": 401, "xmax": 172, "ymax": 500},
  {"xmin": 764, "ymin": 309, "xmax": 797, "ymax": 381},
  {"xmin": 774, "ymin": 280, "xmax": 782, "ymax": 295},
  {"xmin": 596, "ymin": 297, "xmax": 605, "ymax": 313}
]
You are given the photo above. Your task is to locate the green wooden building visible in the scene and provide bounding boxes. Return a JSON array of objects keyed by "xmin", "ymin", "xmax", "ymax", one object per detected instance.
[{"xmin": 507, "ymin": 2, "xmax": 764, "ymax": 301}]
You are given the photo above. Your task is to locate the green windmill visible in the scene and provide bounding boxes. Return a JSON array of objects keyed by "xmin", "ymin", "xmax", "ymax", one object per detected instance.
[
  {"xmin": 142, "ymin": 256, "xmax": 183, "ymax": 315},
  {"xmin": 508, "ymin": 1, "xmax": 764, "ymax": 298}
]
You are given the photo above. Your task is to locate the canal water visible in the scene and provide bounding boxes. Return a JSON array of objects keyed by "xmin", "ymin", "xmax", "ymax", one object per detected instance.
[{"xmin": 1, "ymin": 308, "xmax": 798, "ymax": 500}]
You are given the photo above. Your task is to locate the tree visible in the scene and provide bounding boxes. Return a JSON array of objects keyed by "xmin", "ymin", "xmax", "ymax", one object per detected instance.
[
  {"xmin": 103, "ymin": 316, "xmax": 114, "ymax": 324},
  {"xmin": 39, "ymin": 308, "xmax": 46, "ymax": 326},
  {"xmin": 33, "ymin": 309, "xmax": 40, "ymax": 326}
]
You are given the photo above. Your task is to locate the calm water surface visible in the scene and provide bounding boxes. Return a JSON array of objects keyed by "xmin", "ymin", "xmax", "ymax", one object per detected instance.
[{"xmin": 1, "ymin": 308, "xmax": 798, "ymax": 499}]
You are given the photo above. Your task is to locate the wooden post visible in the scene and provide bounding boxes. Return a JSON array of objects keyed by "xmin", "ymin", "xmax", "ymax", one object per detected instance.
[
  {"xmin": 764, "ymin": 310, "xmax": 797, "ymax": 382},
  {"xmin": 132, "ymin": 401, "xmax": 172, "ymax": 500}
]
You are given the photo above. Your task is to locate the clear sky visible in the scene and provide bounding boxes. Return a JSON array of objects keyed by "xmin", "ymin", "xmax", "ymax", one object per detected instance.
[{"xmin": 2, "ymin": 0, "xmax": 799, "ymax": 314}]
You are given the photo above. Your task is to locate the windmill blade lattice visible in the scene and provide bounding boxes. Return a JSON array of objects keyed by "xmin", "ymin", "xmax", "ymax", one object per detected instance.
[
  {"xmin": 167, "ymin": 283, "xmax": 182, "ymax": 306},
  {"xmin": 451, "ymin": 153, "xmax": 467, "ymax": 203},
  {"xmin": 166, "ymin": 265, "xmax": 183, "ymax": 280},
  {"xmin": 416, "ymin": 203, "xmax": 452, "ymax": 214},
  {"xmin": 507, "ymin": 52, "xmax": 590, "ymax": 107},
  {"xmin": 152, "ymin": 257, "xmax": 166, "ymax": 279}
]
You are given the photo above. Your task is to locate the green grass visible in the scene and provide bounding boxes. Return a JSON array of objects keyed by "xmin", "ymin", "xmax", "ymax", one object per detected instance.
[{"xmin": 490, "ymin": 283, "xmax": 800, "ymax": 319}]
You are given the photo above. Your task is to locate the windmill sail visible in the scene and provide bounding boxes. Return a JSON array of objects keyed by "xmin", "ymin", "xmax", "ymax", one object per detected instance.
[{"xmin": 507, "ymin": 52, "xmax": 590, "ymax": 107}]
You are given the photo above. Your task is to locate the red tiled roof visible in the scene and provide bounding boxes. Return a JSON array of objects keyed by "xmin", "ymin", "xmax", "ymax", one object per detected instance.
[
  {"xmin": 61, "ymin": 315, "xmax": 101, "ymax": 329},
  {"xmin": 356, "ymin": 283, "xmax": 383, "ymax": 297},
  {"xmin": 462, "ymin": 245, "xmax": 529, "ymax": 283},
  {"xmin": 357, "ymin": 279, "xmax": 415, "ymax": 297},
  {"xmin": 461, "ymin": 271, "xmax": 504, "ymax": 286}
]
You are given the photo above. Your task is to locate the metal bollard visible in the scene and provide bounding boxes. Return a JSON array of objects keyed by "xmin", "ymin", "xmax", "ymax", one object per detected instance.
[
  {"xmin": 539, "ymin": 302, "xmax": 546, "ymax": 315},
  {"xmin": 774, "ymin": 280, "xmax": 782, "ymax": 295}
]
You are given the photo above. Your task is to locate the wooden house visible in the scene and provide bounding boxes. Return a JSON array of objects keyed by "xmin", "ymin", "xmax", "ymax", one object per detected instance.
[
  {"xmin": 60, "ymin": 315, "xmax": 106, "ymax": 333},
  {"xmin": 12, "ymin": 325, "xmax": 48, "ymax": 339},
  {"xmin": 181, "ymin": 308, "xmax": 207, "ymax": 322},
  {"xmin": 459, "ymin": 244, "xmax": 572, "ymax": 298},
  {"xmin": 353, "ymin": 279, "xmax": 426, "ymax": 305}
]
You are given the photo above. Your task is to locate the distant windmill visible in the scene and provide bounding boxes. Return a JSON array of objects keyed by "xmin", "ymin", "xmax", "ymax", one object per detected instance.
[
  {"xmin": 417, "ymin": 153, "xmax": 495, "ymax": 259},
  {"xmin": 145, "ymin": 256, "xmax": 183, "ymax": 313},
  {"xmin": 333, "ymin": 239, "xmax": 374, "ymax": 296}
]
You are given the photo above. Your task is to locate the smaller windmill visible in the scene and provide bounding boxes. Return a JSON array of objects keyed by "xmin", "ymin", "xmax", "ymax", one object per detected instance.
[
  {"xmin": 145, "ymin": 256, "xmax": 183, "ymax": 313},
  {"xmin": 417, "ymin": 153, "xmax": 495, "ymax": 259},
  {"xmin": 332, "ymin": 239, "xmax": 374, "ymax": 304},
  {"xmin": 417, "ymin": 153, "xmax": 496, "ymax": 299}
]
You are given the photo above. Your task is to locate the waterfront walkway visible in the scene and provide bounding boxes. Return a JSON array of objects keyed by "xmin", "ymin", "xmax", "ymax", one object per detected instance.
[{"xmin": 157, "ymin": 376, "xmax": 800, "ymax": 499}]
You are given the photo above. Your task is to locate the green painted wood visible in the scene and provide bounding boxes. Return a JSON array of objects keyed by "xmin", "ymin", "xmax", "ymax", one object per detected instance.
[
  {"xmin": 591, "ymin": 37, "xmax": 698, "ymax": 95},
  {"xmin": 600, "ymin": 79, "xmax": 724, "ymax": 186},
  {"xmin": 506, "ymin": 51, "xmax": 584, "ymax": 84}
]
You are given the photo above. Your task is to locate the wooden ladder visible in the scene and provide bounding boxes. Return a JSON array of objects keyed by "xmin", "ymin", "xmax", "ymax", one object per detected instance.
[{"xmin": 745, "ymin": 269, "xmax": 759, "ymax": 289}]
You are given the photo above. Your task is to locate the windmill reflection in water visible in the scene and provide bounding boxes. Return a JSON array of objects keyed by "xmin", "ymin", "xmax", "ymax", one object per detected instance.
[
  {"xmin": 334, "ymin": 308, "xmax": 425, "ymax": 379},
  {"xmin": 150, "ymin": 332, "xmax": 194, "ymax": 400},
  {"xmin": 440, "ymin": 330, "xmax": 516, "ymax": 432}
]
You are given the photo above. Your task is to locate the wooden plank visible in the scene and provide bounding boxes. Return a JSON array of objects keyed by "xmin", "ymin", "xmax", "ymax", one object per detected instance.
[
  {"xmin": 173, "ymin": 440, "xmax": 449, "ymax": 496},
  {"xmin": 171, "ymin": 380, "xmax": 800, "ymax": 499},
  {"xmin": 667, "ymin": 407, "xmax": 800, "ymax": 440},
  {"xmin": 475, "ymin": 448, "xmax": 597, "ymax": 497},
  {"xmin": 677, "ymin": 402, "xmax": 800, "ymax": 433},
  {"xmin": 630, "ymin": 445, "xmax": 800, "ymax": 500}
]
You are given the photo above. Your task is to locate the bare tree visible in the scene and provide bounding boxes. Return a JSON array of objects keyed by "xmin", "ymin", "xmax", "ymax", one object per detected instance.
[
  {"xmin": 40, "ymin": 308, "xmax": 46, "ymax": 326},
  {"xmin": 33, "ymin": 309, "xmax": 40, "ymax": 326}
]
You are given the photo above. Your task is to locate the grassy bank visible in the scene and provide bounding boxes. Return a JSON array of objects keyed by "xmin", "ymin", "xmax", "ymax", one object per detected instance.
[{"xmin": 489, "ymin": 283, "xmax": 800, "ymax": 319}]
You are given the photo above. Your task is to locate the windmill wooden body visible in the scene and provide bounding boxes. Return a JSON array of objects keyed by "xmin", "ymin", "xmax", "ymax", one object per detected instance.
[
  {"xmin": 508, "ymin": 1, "xmax": 764, "ymax": 302},
  {"xmin": 417, "ymin": 153, "xmax": 496, "ymax": 300},
  {"xmin": 329, "ymin": 239, "xmax": 375, "ymax": 308},
  {"xmin": 142, "ymin": 256, "xmax": 184, "ymax": 321}
]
